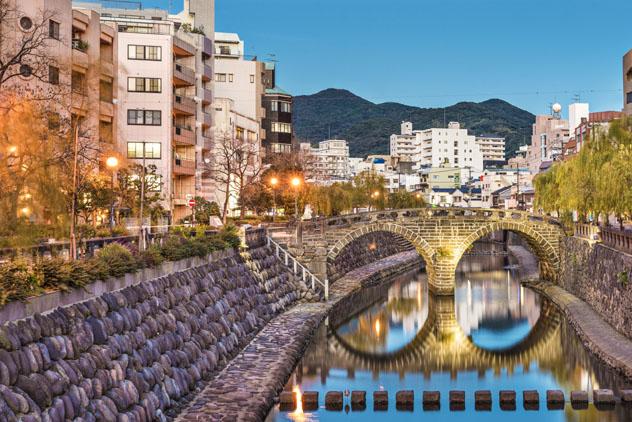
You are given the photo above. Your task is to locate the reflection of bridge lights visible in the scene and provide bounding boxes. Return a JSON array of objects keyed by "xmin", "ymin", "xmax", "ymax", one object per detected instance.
[
  {"xmin": 374, "ymin": 320, "xmax": 381, "ymax": 336},
  {"xmin": 288, "ymin": 385, "xmax": 305, "ymax": 421},
  {"xmin": 368, "ymin": 242, "xmax": 377, "ymax": 251}
]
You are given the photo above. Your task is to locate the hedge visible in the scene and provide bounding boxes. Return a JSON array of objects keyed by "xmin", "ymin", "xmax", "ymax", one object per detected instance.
[{"xmin": 0, "ymin": 226, "xmax": 241, "ymax": 306}]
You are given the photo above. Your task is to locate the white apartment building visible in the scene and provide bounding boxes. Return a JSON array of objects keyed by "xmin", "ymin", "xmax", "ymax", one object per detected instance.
[
  {"xmin": 301, "ymin": 140, "xmax": 351, "ymax": 184},
  {"xmin": 390, "ymin": 121, "xmax": 484, "ymax": 176},
  {"xmin": 475, "ymin": 135, "xmax": 506, "ymax": 165},
  {"xmin": 527, "ymin": 114, "xmax": 569, "ymax": 173},
  {"xmin": 480, "ymin": 168, "xmax": 532, "ymax": 208},
  {"xmin": 78, "ymin": 1, "xmax": 215, "ymax": 222},
  {"xmin": 568, "ymin": 103, "xmax": 590, "ymax": 138}
]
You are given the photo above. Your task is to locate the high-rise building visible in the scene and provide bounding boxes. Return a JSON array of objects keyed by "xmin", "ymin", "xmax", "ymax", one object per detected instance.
[
  {"xmin": 301, "ymin": 140, "xmax": 350, "ymax": 184},
  {"xmin": 76, "ymin": 1, "xmax": 215, "ymax": 222},
  {"xmin": 261, "ymin": 63, "xmax": 294, "ymax": 157},
  {"xmin": 526, "ymin": 113, "xmax": 569, "ymax": 173},
  {"xmin": 623, "ymin": 48, "xmax": 632, "ymax": 116}
]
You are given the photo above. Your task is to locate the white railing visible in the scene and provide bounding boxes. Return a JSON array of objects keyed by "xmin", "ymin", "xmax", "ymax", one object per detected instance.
[{"xmin": 266, "ymin": 236, "xmax": 329, "ymax": 300}]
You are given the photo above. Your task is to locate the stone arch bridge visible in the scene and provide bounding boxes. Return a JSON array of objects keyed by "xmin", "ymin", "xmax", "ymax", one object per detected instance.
[{"xmin": 285, "ymin": 208, "xmax": 565, "ymax": 295}]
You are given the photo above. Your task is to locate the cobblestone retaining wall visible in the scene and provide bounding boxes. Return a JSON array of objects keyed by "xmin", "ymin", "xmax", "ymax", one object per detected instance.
[
  {"xmin": 328, "ymin": 231, "xmax": 417, "ymax": 282},
  {"xmin": 0, "ymin": 241, "xmax": 303, "ymax": 421},
  {"xmin": 559, "ymin": 237, "xmax": 632, "ymax": 340}
]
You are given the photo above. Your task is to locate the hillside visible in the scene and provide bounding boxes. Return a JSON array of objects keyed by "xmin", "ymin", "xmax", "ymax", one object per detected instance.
[{"xmin": 292, "ymin": 88, "xmax": 534, "ymax": 158}]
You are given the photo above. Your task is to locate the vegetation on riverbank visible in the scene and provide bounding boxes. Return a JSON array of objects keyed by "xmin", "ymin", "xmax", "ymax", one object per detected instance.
[{"xmin": 0, "ymin": 226, "xmax": 240, "ymax": 306}]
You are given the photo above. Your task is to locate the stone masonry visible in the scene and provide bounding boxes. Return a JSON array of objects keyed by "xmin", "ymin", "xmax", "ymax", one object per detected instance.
[{"xmin": 289, "ymin": 208, "xmax": 564, "ymax": 295}]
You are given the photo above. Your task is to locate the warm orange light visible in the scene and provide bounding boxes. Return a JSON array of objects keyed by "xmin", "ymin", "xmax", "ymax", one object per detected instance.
[
  {"xmin": 374, "ymin": 319, "xmax": 381, "ymax": 336},
  {"xmin": 416, "ymin": 193, "xmax": 421, "ymax": 199},
  {"xmin": 7, "ymin": 146, "xmax": 17, "ymax": 154},
  {"xmin": 291, "ymin": 385, "xmax": 303, "ymax": 416},
  {"xmin": 291, "ymin": 177, "xmax": 301, "ymax": 188},
  {"xmin": 20, "ymin": 207, "xmax": 30, "ymax": 216},
  {"xmin": 106, "ymin": 156, "xmax": 119, "ymax": 169},
  {"xmin": 270, "ymin": 176, "xmax": 279, "ymax": 187}
]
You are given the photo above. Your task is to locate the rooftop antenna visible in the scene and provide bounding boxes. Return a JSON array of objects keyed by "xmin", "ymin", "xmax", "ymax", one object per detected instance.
[
  {"xmin": 572, "ymin": 93, "xmax": 581, "ymax": 103},
  {"xmin": 443, "ymin": 108, "xmax": 446, "ymax": 128}
]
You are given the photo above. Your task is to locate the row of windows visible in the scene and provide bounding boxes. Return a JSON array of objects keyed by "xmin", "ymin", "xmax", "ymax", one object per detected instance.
[
  {"xmin": 128, "ymin": 110, "xmax": 161, "ymax": 126},
  {"xmin": 128, "ymin": 45, "xmax": 162, "ymax": 61},
  {"xmin": 270, "ymin": 101, "xmax": 291, "ymax": 113},
  {"xmin": 215, "ymin": 73, "xmax": 256, "ymax": 83},
  {"xmin": 627, "ymin": 92, "xmax": 632, "ymax": 104},
  {"xmin": 127, "ymin": 142, "xmax": 161, "ymax": 159},
  {"xmin": 128, "ymin": 77, "xmax": 161, "ymax": 93},
  {"xmin": 271, "ymin": 122, "xmax": 292, "ymax": 133}
]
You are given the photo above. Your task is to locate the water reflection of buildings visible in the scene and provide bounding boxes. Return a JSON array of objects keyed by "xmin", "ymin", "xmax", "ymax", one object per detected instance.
[{"xmin": 455, "ymin": 256, "xmax": 541, "ymax": 337}]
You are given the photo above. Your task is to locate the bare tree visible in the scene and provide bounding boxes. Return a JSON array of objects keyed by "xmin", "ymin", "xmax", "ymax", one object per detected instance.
[
  {"xmin": 0, "ymin": 0, "xmax": 62, "ymax": 102},
  {"xmin": 232, "ymin": 133, "xmax": 264, "ymax": 218}
]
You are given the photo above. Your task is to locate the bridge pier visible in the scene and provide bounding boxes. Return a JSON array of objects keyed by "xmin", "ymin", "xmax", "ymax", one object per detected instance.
[{"xmin": 427, "ymin": 255, "xmax": 458, "ymax": 296}]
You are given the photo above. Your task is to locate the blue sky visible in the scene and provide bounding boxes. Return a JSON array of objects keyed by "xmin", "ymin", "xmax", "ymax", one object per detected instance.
[{"xmin": 139, "ymin": 0, "xmax": 631, "ymax": 115}]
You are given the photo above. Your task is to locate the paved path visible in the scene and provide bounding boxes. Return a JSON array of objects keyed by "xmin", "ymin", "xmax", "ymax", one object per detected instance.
[
  {"xmin": 176, "ymin": 251, "xmax": 421, "ymax": 421},
  {"xmin": 530, "ymin": 281, "xmax": 632, "ymax": 379}
]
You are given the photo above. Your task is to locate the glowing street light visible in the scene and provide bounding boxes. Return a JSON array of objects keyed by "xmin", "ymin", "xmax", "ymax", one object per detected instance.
[
  {"xmin": 7, "ymin": 146, "xmax": 17, "ymax": 155},
  {"xmin": 106, "ymin": 156, "xmax": 119, "ymax": 230},
  {"xmin": 291, "ymin": 177, "xmax": 301, "ymax": 188}
]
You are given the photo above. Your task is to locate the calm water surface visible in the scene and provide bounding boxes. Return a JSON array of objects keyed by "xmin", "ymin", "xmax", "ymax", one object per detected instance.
[{"xmin": 267, "ymin": 246, "xmax": 632, "ymax": 421}]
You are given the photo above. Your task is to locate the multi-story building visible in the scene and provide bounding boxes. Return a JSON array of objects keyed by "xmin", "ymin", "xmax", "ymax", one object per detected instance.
[
  {"xmin": 474, "ymin": 135, "xmax": 505, "ymax": 167},
  {"xmin": 261, "ymin": 63, "xmax": 294, "ymax": 157},
  {"xmin": 301, "ymin": 139, "xmax": 350, "ymax": 184},
  {"xmin": 3, "ymin": 0, "xmax": 119, "ymax": 165},
  {"xmin": 76, "ymin": 1, "xmax": 215, "ymax": 222},
  {"xmin": 624, "ymin": 49, "xmax": 632, "ymax": 116},
  {"xmin": 564, "ymin": 111, "xmax": 622, "ymax": 157},
  {"xmin": 480, "ymin": 168, "xmax": 532, "ymax": 208},
  {"xmin": 526, "ymin": 113, "xmax": 569, "ymax": 174},
  {"xmin": 390, "ymin": 121, "xmax": 421, "ymax": 164}
]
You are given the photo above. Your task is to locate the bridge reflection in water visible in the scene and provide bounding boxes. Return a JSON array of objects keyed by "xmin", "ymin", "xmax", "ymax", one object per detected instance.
[{"xmin": 278, "ymin": 254, "xmax": 632, "ymax": 420}]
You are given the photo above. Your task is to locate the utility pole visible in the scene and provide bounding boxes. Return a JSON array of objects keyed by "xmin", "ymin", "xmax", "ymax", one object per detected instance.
[
  {"xmin": 69, "ymin": 122, "xmax": 79, "ymax": 260},
  {"xmin": 139, "ymin": 142, "xmax": 146, "ymax": 251}
]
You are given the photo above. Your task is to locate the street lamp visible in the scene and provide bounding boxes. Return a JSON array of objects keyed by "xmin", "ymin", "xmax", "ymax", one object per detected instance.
[
  {"xmin": 106, "ymin": 156, "xmax": 119, "ymax": 230},
  {"xmin": 269, "ymin": 176, "xmax": 278, "ymax": 222}
]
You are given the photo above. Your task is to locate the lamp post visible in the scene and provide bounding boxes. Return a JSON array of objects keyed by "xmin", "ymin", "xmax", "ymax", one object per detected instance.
[
  {"xmin": 270, "ymin": 176, "xmax": 278, "ymax": 222},
  {"xmin": 370, "ymin": 190, "xmax": 380, "ymax": 211},
  {"xmin": 106, "ymin": 156, "xmax": 119, "ymax": 230},
  {"xmin": 291, "ymin": 176, "xmax": 302, "ymax": 246}
]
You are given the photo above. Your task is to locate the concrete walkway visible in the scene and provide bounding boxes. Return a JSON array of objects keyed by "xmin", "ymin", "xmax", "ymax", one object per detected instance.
[
  {"xmin": 530, "ymin": 281, "xmax": 632, "ymax": 379},
  {"xmin": 176, "ymin": 251, "xmax": 421, "ymax": 422}
]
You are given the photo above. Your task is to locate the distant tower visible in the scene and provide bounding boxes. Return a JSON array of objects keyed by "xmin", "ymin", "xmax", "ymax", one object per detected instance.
[
  {"xmin": 401, "ymin": 121, "xmax": 413, "ymax": 135},
  {"xmin": 551, "ymin": 103, "xmax": 562, "ymax": 119}
]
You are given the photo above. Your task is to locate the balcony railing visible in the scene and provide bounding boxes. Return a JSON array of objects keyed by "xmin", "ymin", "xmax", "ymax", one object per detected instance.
[
  {"xmin": 173, "ymin": 95, "xmax": 196, "ymax": 115},
  {"xmin": 202, "ymin": 63, "xmax": 213, "ymax": 82},
  {"xmin": 173, "ymin": 63, "xmax": 196, "ymax": 86},
  {"xmin": 201, "ymin": 112, "xmax": 212, "ymax": 127},
  {"xmin": 173, "ymin": 35, "xmax": 196, "ymax": 56},
  {"xmin": 202, "ymin": 37, "xmax": 213, "ymax": 56},
  {"xmin": 173, "ymin": 126, "xmax": 195, "ymax": 146},
  {"xmin": 173, "ymin": 157, "xmax": 195, "ymax": 176},
  {"xmin": 574, "ymin": 223, "xmax": 600, "ymax": 241},
  {"xmin": 201, "ymin": 87, "xmax": 212, "ymax": 104}
]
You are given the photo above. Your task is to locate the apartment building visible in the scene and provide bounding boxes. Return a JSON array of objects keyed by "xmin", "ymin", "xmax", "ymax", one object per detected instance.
[
  {"xmin": 76, "ymin": 1, "xmax": 215, "ymax": 222},
  {"xmin": 526, "ymin": 114, "xmax": 569, "ymax": 173},
  {"xmin": 3, "ymin": 0, "xmax": 119, "ymax": 164},
  {"xmin": 479, "ymin": 168, "xmax": 532, "ymax": 208},
  {"xmin": 262, "ymin": 63, "xmax": 294, "ymax": 157},
  {"xmin": 474, "ymin": 134, "xmax": 505, "ymax": 167},
  {"xmin": 301, "ymin": 139, "xmax": 350, "ymax": 184},
  {"xmin": 390, "ymin": 121, "xmax": 421, "ymax": 163}
]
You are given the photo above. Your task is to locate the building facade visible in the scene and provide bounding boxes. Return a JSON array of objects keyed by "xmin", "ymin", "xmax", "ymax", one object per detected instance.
[
  {"xmin": 261, "ymin": 63, "xmax": 294, "ymax": 157},
  {"xmin": 301, "ymin": 139, "xmax": 350, "ymax": 184},
  {"xmin": 77, "ymin": 1, "xmax": 215, "ymax": 222},
  {"xmin": 474, "ymin": 134, "xmax": 505, "ymax": 167},
  {"xmin": 624, "ymin": 48, "xmax": 632, "ymax": 116},
  {"xmin": 526, "ymin": 114, "xmax": 569, "ymax": 174}
]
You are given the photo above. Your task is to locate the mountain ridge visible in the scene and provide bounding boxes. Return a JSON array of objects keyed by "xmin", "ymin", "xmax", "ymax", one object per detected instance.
[{"xmin": 292, "ymin": 88, "xmax": 534, "ymax": 158}]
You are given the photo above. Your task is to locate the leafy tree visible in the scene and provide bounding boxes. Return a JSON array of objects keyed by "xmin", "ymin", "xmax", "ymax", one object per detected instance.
[{"xmin": 192, "ymin": 196, "xmax": 220, "ymax": 224}]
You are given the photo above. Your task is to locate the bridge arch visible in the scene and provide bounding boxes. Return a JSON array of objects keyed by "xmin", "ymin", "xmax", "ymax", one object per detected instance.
[
  {"xmin": 453, "ymin": 220, "xmax": 561, "ymax": 282},
  {"xmin": 327, "ymin": 222, "xmax": 436, "ymax": 282}
]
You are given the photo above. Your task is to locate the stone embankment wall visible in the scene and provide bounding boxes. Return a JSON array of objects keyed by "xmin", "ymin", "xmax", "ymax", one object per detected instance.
[
  {"xmin": 327, "ymin": 231, "xmax": 418, "ymax": 282},
  {"xmin": 0, "ymin": 235, "xmax": 305, "ymax": 421},
  {"xmin": 559, "ymin": 236, "xmax": 632, "ymax": 340}
]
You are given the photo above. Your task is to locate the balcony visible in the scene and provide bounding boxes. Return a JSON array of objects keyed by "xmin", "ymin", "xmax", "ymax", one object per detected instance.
[
  {"xmin": 72, "ymin": 92, "xmax": 88, "ymax": 113},
  {"xmin": 72, "ymin": 45, "xmax": 89, "ymax": 69},
  {"xmin": 173, "ymin": 157, "xmax": 195, "ymax": 176},
  {"xmin": 202, "ymin": 37, "xmax": 213, "ymax": 57},
  {"xmin": 201, "ymin": 134, "xmax": 213, "ymax": 150},
  {"xmin": 99, "ymin": 101, "xmax": 114, "ymax": 120},
  {"xmin": 201, "ymin": 87, "xmax": 212, "ymax": 105},
  {"xmin": 173, "ymin": 63, "xmax": 196, "ymax": 87},
  {"xmin": 173, "ymin": 36, "xmax": 196, "ymax": 57},
  {"xmin": 72, "ymin": 10, "xmax": 89, "ymax": 32},
  {"xmin": 173, "ymin": 126, "xmax": 195, "ymax": 146},
  {"xmin": 173, "ymin": 95, "xmax": 196, "ymax": 116},
  {"xmin": 200, "ymin": 112, "xmax": 212, "ymax": 128},
  {"xmin": 100, "ymin": 58, "xmax": 114, "ymax": 77},
  {"xmin": 202, "ymin": 64, "xmax": 212, "ymax": 82}
]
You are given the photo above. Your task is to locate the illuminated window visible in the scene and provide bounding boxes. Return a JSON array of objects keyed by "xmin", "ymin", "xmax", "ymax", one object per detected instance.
[{"xmin": 127, "ymin": 142, "xmax": 161, "ymax": 159}]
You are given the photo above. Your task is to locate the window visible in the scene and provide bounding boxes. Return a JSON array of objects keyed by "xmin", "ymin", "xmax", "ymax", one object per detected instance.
[
  {"xmin": 271, "ymin": 122, "xmax": 292, "ymax": 133},
  {"xmin": 228, "ymin": 73, "xmax": 234, "ymax": 82},
  {"xmin": 127, "ymin": 45, "xmax": 162, "ymax": 60},
  {"xmin": 49, "ymin": 20, "xmax": 60, "ymax": 39},
  {"xmin": 215, "ymin": 73, "xmax": 226, "ymax": 82},
  {"xmin": 127, "ymin": 77, "xmax": 161, "ymax": 93},
  {"xmin": 146, "ymin": 174, "xmax": 162, "ymax": 192},
  {"xmin": 280, "ymin": 102, "xmax": 291, "ymax": 113},
  {"xmin": 48, "ymin": 66, "xmax": 59, "ymax": 85},
  {"xmin": 127, "ymin": 110, "xmax": 162, "ymax": 126},
  {"xmin": 270, "ymin": 143, "xmax": 292, "ymax": 153},
  {"xmin": 250, "ymin": 74, "xmax": 255, "ymax": 83},
  {"xmin": 270, "ymin": 101, "xmax": 278, "ymax": 112},
  {"xmin": 127, "ymin": 142, "xmax": 161, "ymax": 159},
  {"xmin": 627, "ymin": 92, "xmax": 632, "ymax": 104},
  {"xmin": 19, "ymin": 17, "xmax": 33, "ymax": 31}
]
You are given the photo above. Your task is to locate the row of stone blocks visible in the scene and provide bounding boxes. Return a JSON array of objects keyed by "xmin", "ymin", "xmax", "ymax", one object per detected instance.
[{"xmin": 279, "ymin": 389, "xmax": 632, "ymax": 412}]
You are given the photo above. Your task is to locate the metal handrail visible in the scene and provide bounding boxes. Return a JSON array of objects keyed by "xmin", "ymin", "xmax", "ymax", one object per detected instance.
[{"xmin": 266, "ymin": 236, "xmax": 329, "ymax": 300}]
